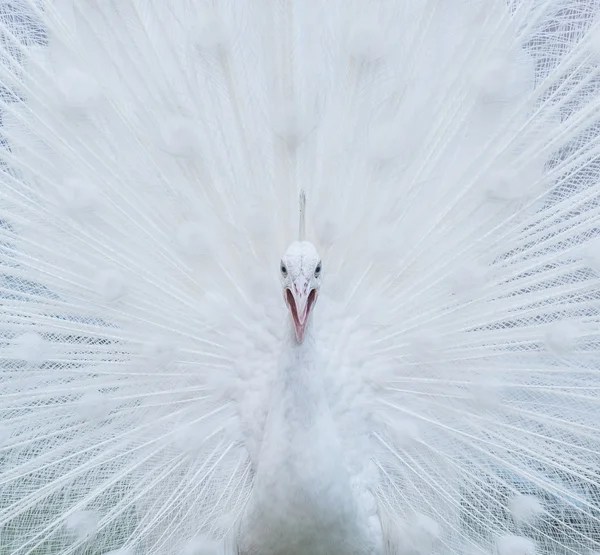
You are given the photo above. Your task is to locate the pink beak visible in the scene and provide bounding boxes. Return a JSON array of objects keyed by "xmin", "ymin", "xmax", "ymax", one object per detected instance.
[{"xmin": 285, "ymin": 279, "xmax": 317, "ymax": 343}]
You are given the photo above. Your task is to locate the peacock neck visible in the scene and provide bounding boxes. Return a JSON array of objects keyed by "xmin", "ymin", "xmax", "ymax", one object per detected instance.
[
  {"xmin": 238, "ymin": 313, "xmax": 370, "ymax": 555},
  {"xmin": 275, "ymin": 316, "xmax": 324, "ymax": 415}
]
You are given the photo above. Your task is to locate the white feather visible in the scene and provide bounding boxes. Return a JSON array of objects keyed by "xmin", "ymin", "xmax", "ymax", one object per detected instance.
[{"xmin": 0, "ymin": 1, "xmax": 599, "ymax": 554}]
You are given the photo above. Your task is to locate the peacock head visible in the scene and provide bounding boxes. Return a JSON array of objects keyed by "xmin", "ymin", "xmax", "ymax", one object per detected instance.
[{"xmin": 280, "ymin": 241, "xmax": 322, "ymax": 343}]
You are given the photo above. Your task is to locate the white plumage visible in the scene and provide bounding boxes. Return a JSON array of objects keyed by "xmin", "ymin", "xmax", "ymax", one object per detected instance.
[{"xmin": 1, "ymin": 1, "xmax": 600, "ymax": 554}]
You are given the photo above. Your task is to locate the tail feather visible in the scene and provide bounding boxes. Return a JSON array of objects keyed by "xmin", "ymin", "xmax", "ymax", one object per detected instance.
[{"xmin": 1, "ymin": 1, "xmax": 600, "ymax": 554}]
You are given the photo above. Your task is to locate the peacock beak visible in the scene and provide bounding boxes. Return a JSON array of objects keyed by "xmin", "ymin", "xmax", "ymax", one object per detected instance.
[{"xmin": 285, "ymin": 280, "xmax": 317, "ymax": 343}]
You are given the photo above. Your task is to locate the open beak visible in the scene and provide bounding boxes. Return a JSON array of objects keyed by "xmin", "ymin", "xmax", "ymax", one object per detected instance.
[{"xmin": 285, "ymin": 279, "xmax": 317, "ymax": 343}]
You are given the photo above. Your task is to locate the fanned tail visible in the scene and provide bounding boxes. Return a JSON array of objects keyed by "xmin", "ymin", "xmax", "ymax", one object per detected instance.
[{"xmin": 0, "ymin": 1, "xmax": 600, "ymax": 555}]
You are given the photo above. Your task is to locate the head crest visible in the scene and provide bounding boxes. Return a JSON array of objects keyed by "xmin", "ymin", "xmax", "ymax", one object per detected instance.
[{"xmin": 299, "ymin": 190, "xmax": 306, "ymax": 241}]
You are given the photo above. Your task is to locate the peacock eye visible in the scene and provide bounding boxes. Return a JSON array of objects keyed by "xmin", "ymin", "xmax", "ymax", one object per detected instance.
[
  {"xmin": 315, "ymin": 262, "xmax": 322, "ymax": 277},
  {"xmin": 280, "ymin": 262, "xmax": 287, "ymax": 276}
]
